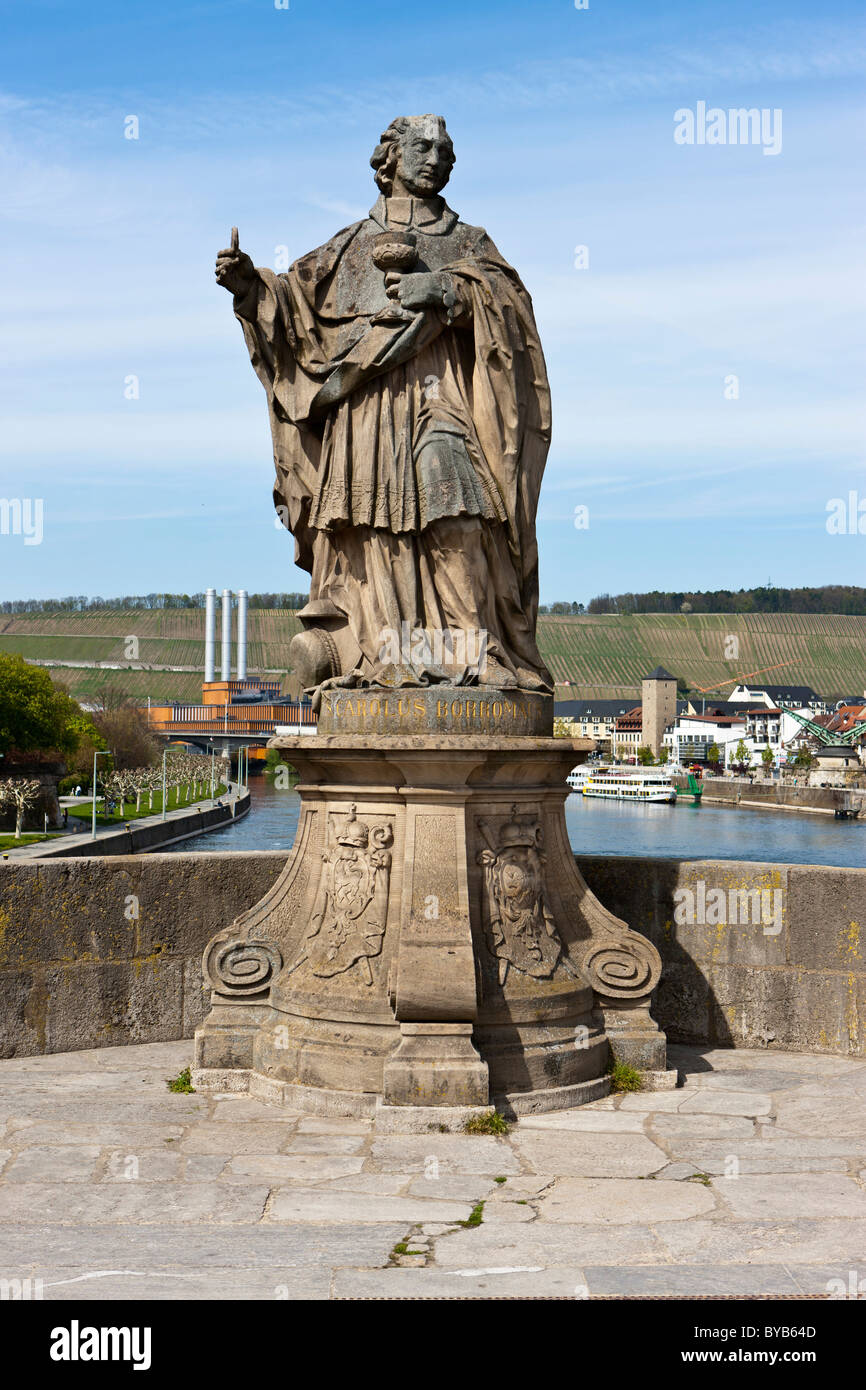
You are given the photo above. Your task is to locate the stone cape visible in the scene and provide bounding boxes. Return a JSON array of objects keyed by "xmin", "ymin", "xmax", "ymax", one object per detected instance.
[{"xmin": 232, "ymin": 195, "xmax": 553, "ymax": 692}]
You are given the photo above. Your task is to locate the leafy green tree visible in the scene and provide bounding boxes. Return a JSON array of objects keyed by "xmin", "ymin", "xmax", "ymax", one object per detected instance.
[
  {"xmin": 0, "ymin": 654, "xmax": 83, "ymax": 757},
  {"xmin": 658, "ymin": 746, "xmax": 669, "ymax": 765},
  {"xmin": 732, "ymin": 739, "xmax": 752, "ymax": 774},
  {"xmin": 707, "ymin": 742, "xmax": 721, "ymax": 771},
  {"xmin": 761, "ymin": 746, "xmax": 775, "ymax": 771},
  {"xmin": 637, "ymin": 745, "xmax": 655, "ymax": 765}
]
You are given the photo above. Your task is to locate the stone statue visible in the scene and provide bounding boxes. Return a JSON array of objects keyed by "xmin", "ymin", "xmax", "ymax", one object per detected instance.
[
  {"xmin": 216, "ymin": 114, "xmax": 553, "ymax": 698},
  {"xmin": 197, "ymin": 118, "xmax": 671, "ymax": 1118}
]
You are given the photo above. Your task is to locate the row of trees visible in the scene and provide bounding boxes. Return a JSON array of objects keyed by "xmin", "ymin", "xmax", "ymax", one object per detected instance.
[
  {"xmin": 0, "ymin": 592, "xmax": 310, "ymax": 614},
  {"xmin": 6, "ymin": 583, "xmax": 866, "ymax": 619},
  {"xmin": 586, "ymin": 586, "xmax": 866, "ymax": 616},
  {"xmin": 99, "ymin": 752, "xmax": 229, "ymax": 819},
  {"xmin": 631, "ymin": 741, "xmax": 815, "ymax": 774}
]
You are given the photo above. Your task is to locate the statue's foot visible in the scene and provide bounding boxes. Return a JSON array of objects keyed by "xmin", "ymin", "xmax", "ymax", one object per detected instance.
[
  {"xmin": 478, "ymin": 656, "xmax": 518, "ymax": 689},
  {"xmin": 514, "ymin": 668, "xmax": 553, "ymax": 693}
]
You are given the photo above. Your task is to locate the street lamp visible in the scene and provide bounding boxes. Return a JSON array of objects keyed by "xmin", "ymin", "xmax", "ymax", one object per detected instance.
[
  {"xmin": 161, "ymin": 746, "xmax": 180, "ymax": 822},
  {"xmin": 91, "ymin": 750, "xmax": 111, "ymax": 840}
]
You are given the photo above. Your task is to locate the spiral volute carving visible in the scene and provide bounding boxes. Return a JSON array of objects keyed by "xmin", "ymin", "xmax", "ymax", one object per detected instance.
[
  {"xmin": 581, "ymin": 931, "xmax": 660, "ymax": 1000},
  {"xmin": 204, "ymin": 933, "xmax": 283, "ymax": 996}
]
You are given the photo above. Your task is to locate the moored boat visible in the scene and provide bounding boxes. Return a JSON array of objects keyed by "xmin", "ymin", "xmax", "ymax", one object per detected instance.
[{"xmin": 582, "ymin": 769, "xmax": 677, "ymax": 803}]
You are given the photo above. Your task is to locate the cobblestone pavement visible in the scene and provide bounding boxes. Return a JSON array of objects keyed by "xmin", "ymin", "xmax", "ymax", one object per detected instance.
[{"xmin": 1, "ymin": 1041, "xmax": 864, "ymax": 1299}]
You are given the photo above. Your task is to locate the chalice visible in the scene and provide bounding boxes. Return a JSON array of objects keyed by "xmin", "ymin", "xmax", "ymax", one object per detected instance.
[{"xmin": 370, "ymin": 230, "xmax": 418, "ymax": 325}]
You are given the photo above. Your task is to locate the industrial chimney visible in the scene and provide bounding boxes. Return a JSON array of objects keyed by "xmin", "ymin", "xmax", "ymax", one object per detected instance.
[
  {"xmin": 237, "ymin": 589, "xmax": 248, "ymax": 680},
  {"xmin": 204, "ymin": 588, "xmax": 216, "ymax": 683},
  {"xmin": 221, "ymin": 589, "xmax": 232, "ymax": 681}
]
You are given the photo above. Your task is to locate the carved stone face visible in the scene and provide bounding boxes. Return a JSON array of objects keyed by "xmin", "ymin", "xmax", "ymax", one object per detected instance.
[
  {"xmin": 501, "ymin": 862, "xmax": 525, "ymax": 897},
  {"xmin": 394, "ymin": 117, "xmax": 453, "ymax": 197}
]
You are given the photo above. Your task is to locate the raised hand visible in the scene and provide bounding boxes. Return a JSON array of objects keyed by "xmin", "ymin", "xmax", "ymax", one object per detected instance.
[{"xmin": 215, "ymin": 226, "xmax": 256, "ymax": 296}]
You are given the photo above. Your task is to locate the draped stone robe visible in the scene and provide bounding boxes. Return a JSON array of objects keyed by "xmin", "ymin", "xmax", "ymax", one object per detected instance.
[{"xmin": 233, "ymin": 193, "xmax": 553, "ymax": 690}]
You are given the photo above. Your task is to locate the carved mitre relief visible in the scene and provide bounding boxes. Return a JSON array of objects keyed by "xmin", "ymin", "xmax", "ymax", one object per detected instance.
[
  {"xmin": 476, "ymin": 805, "xmax": 564, "ymax": 983},
  {"xmin": 286, "ymin": 804, "xmax": 393, "ymax": 985}
]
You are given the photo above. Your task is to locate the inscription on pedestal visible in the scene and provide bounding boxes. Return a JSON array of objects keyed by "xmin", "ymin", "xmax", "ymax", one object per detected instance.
[
  {"xmin": 410, "ymin": 813, "xmax": 459, "ymax": 934},
  {"xmin": 316, "ymin": 685, "xmax": 553, "ymax": 736}
]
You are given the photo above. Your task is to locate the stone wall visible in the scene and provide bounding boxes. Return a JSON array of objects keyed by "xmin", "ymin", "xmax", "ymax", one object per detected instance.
[
  {"xmin": 578, "ymin": 856, "xmax": 865, "ymax": 1056},
  {"xmin": 693, "ymin": 778, "xmax": 865, "ymax": 816},
  {"xmin": 0, "ymin": 850, "xmax": 863, "ymax": 1058},
  {"xmin": 0, "ymin": 851, "xmax": 285, "ymax": 1057}
]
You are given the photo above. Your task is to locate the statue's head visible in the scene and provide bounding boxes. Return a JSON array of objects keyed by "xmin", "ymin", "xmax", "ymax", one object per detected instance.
[{"xmin": 370, "ymin": 115, "xmax": 455, "ymax": 198}]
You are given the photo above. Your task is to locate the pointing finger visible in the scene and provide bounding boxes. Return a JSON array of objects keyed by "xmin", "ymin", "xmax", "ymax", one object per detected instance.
[{"xmin": 230, "ymin": 226, "xmax": 239, "ymax": 252}]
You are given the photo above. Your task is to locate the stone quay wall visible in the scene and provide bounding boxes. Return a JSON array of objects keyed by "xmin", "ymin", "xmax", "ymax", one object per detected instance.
[
  {"xmin": 689, "ymin": 778, "xmax": 865, "ymax": 817},
  {"xmin": 6, "ymin": 791, "xmax": 251, "ymax": 861},
  {"xmin": 0, "ymin": 850, "xmax": 862, "ymax": 1059}
]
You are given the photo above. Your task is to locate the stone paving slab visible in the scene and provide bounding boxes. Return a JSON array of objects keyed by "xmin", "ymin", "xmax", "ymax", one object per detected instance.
[
  {"xmin": 1, "ymin": 1039, "xmax": 865, "ymax": 1299},
  {"xmin": 655, "ymin": 1218, "xmax": 866, "ymax": 1266},
  {"xmin": 2, "ymin": 1266, "xmax": 335, "ymax": 1301},
  {"xmin": 332, "ymin": 1266, "xmax": 588, "ymax": 1298},
  {"xmin": 580, "ymin": 1264, "xmax": 803, "ymax": 1296},
  {"xmin": 511, "ymin": 1131, "xmax": 669, "ymax": 1177}
]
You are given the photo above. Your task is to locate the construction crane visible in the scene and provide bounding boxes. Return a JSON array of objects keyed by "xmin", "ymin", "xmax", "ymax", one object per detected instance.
[
  {"xmin": 692, "ymin": 661, "xmax": 796, "ymax": 698},
  {"xmin": 779, "ymin": 706, "xmax": 866, "ymax": 748}
]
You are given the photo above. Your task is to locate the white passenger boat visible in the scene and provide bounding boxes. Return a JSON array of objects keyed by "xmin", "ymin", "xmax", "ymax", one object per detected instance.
[
  {"xmin": 566, "ymin": 766, "xmax": 592, "ymax": 792},
  {"xmin": 582, "ymin": 769, "xmax": 677, "ymax": 803}
]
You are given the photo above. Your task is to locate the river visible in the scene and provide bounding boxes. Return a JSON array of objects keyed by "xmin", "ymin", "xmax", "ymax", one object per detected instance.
[{"xmin": 165, "ymin": 774, "xmax": 866, "ymax": 868}]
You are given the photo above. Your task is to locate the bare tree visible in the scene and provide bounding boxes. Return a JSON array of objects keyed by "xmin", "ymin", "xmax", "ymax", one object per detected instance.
[{"xmin": 0, "ymin": 778, "xmax": 43, "ymax": 838}]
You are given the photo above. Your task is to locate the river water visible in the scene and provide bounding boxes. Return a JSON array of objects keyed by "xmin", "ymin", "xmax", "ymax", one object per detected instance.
[{"xmin": 165, "ymin": 775, "xmax": 866, "ymax": 868}]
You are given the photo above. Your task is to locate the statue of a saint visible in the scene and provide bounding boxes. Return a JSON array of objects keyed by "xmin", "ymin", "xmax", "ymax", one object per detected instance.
[{"xmin": 216, "ymin": 115, "xmax": 553, "ymax": 696}]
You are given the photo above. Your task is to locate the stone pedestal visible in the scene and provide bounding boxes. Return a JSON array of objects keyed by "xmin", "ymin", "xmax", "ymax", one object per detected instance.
[{"xmin": 193, "ymin": 706, "xmax": 669, "ymax": 1118}]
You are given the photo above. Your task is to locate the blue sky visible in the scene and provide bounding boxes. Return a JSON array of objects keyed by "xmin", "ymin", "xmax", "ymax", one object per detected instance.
[{"xmin": 1, "ymin": 0, "xmax": 864, "ymax": 604}]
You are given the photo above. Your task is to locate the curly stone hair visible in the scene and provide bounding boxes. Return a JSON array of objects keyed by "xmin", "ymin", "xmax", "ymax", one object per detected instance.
[{"xmin": 370, "ymin": 115, "xmax": 455, "ymax": 195}]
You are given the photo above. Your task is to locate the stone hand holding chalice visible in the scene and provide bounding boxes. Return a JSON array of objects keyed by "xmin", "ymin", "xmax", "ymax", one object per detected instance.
[{"xmin": 370, "ymin": 230, "xmax": 419, "ymax": 325}]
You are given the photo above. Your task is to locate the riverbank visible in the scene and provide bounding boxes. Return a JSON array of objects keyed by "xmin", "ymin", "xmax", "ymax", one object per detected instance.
[
  {"xmin": 2, "ymin": 788, "xmax": 251, "ymax": 860},
  {"xmin": 692, "ymin": 777, "xmax": 865, "ymax": 817}
]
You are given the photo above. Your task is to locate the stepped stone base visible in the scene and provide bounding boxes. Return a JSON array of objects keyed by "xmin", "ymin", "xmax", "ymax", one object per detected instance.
[{"xmin": 194, "ymin": 703, "xmax": 668, "ymax": 1112}]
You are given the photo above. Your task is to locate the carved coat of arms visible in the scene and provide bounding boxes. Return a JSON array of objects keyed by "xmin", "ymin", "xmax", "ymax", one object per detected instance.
[
  {"xmin": 477, "ymin": 805, "xmax": 563, "ymax": 984},
  {"xmin": 288, "ymin": 805, "xmax": 393, "ymax": 985}
]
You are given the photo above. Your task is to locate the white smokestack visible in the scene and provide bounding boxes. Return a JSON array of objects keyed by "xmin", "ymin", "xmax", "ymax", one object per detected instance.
[
  {"xmin": 204, "ymin": 588, "xmax": 216, "ymax": 683},
  {"xmin": 221, "ymin": 589, "xmax": 232, "ymax": 681},
  {"xmin": 237, "ymin": 589, "xmax": 248, "ymax": 680}
]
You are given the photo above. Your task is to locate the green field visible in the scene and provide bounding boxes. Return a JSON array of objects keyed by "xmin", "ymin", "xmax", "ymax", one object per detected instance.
[
  {"xmin": 2, "ymin": 607, "xmax": 865, "ymax": 703},
  {"xmin": 538, "ymin": 611, "xmax": 866, "ymax": 700},
  {"xmin": 66, "ymin": 782, "xmax": 228, "ymax": 826},
  {"xmin": 0, "ymin": 833, "xmax": 59, "ymax": 851}
]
